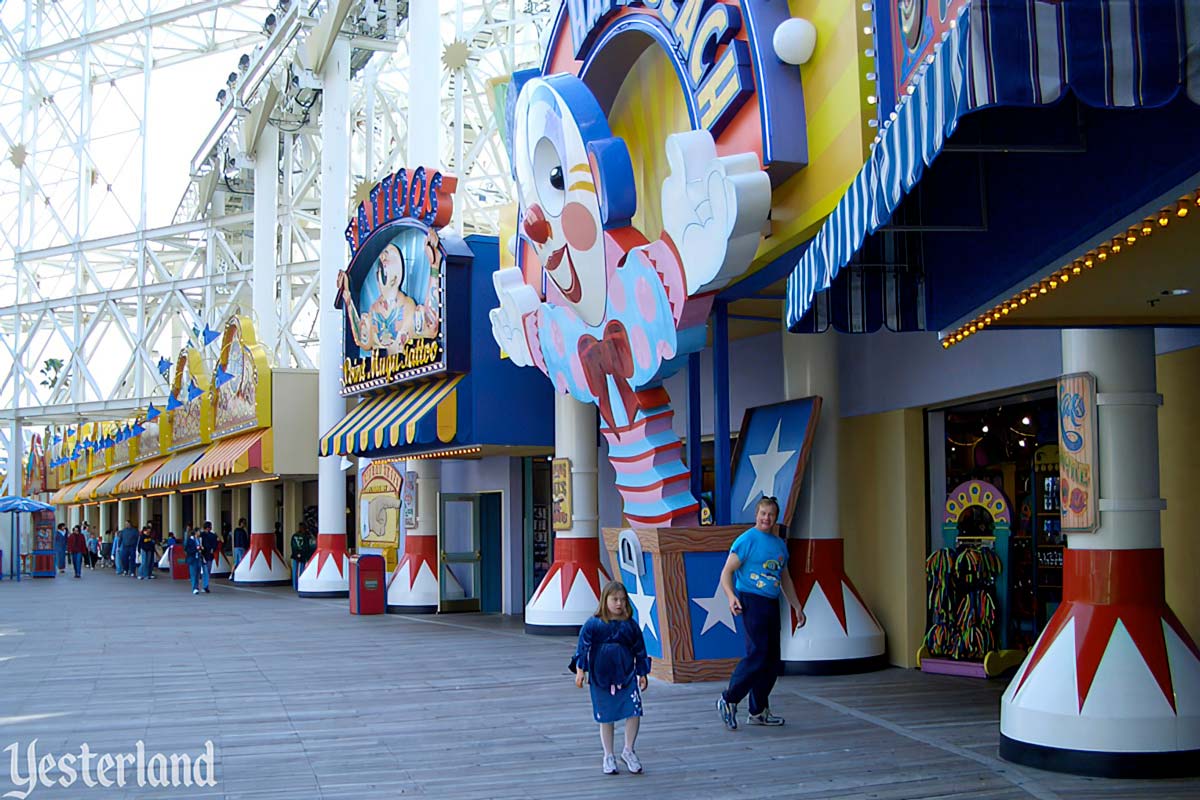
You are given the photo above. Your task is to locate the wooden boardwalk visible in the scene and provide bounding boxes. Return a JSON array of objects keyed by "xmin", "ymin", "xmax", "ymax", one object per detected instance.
[{"xmin": 1, "ymin": 570, "xmax": 1197, "ymax": 799}]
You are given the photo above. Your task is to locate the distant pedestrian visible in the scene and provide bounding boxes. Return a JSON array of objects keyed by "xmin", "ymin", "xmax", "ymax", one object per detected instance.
[
  {"xmin": 233, "ymin": 518, "xmax": 249, "ymax": 570},
  {"xmin": 199, "ymin": 521, "xmax": 218, "ymax": 593},
  {"xmin": 85, "ymin": 529, "xmax": 99, "ymax": 569},
  {"xmin": 54, "ymin": 523, "xmax": 67, "ymax": 573},
  {"xmin": 67, "ymin": 525, "xmax": 87, "ymax": 579},
  {"xmin": 117, "ymin": 520, "xmax": 139, "ymax": 577},
  {"xmin": 101, "ymin": 529, "xmax": 114, "ymax": 568},
  {"xmin": 573, "ymin": 580, "xmax": 651, "ymax": 775},
  {"xmin": 138, "ymin": 527, "xmax": 157, "ymax": 580},
  {"xmin": 184, "ymin": 528, "xmax": 205, "ymax": 595}
]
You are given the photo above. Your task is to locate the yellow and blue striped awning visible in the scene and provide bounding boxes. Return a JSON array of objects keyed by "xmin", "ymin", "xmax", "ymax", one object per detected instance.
[{"xmin": 320, "ymin": 375, "xmax": 464, "ymax": 457}]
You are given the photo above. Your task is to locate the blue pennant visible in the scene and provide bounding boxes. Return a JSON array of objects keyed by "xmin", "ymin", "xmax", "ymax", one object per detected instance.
[
  {"xmin": 166, "ymin": 392, "xmax": 183, "ymax": 411},
  {"xmin": 187, "ymin": 380, "xmax": 204, "ymax": 402},
  {"xmin": 145, "ymin": 403, "xmax": 160, "ymax": 422},
  {"xmin": 202, "ymin": 324, "xmax": 220, "ymax": 346},
  {"xmin": 132, "ymin": 423, "xmax": 145, "ymax": 436},
  {"xmin": 157, "ymin": 356, "xmax": 172, "ymax": 376},
  {"xmin": 214, "ymin": 364, "xmax": 234, "ymax": 388}
]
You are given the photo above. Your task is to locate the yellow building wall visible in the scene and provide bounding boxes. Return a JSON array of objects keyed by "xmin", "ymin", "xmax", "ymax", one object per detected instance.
[
  {"xmin": 839, "ymin": 409, "xmax": 927, "ymax": 668},
  {"xmin": 1157, "ymin": 347, "xmax": 1200, "ymax": 640}
]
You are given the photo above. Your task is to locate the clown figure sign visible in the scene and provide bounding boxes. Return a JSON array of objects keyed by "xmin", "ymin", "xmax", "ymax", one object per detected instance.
[{"xmin": 490, "ymin": 71, "xmax": 770, "ymax": 527}]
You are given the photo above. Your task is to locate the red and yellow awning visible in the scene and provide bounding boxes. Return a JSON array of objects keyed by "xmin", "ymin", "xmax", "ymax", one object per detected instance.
[
  {"xmin": 188, "ymin": 430, "xmax": 271, "ymax": 483},
  {"xmin": 115, "ymin": 457, "xmax": 169, "ymax": 495}
]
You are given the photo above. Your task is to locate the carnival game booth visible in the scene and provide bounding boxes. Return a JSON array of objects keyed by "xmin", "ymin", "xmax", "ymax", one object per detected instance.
[
  {"xmin": 320, "ymin": 169, "xmax": 553, "ymax": 609},
  {"xmin": 781, "ymin": 0, "xmax": 1200, "ymax": 778}
]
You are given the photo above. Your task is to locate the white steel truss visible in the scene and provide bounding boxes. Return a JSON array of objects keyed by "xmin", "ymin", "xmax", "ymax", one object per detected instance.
[{"xmin": 0, "ymin": 0, "xmax": 552, "ymax": 481}]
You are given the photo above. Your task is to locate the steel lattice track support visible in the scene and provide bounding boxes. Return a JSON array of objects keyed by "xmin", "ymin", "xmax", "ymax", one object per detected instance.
[{"xmin": 0, "ymin": 0, "xmax": 552, "ymax": 480}]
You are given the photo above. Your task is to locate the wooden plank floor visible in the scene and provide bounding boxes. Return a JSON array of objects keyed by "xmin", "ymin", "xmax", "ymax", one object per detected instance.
[{"xmin": 1, "ymin": 570, "xmax": 1197, "ymax": 799}]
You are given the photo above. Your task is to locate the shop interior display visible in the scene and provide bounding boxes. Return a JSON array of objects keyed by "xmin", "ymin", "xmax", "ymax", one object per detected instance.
[{"xmin": 922, "ymin": 394, "xmax": 1059, "ymax": 677}]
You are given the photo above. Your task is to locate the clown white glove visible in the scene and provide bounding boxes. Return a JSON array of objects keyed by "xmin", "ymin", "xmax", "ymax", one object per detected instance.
[
  {"xmin": 489, "ymin": 267, "xmax": 540, "ymax": 367},
  {"xmin": 660, "ymin": 130, "xmax": 771, "ymax": 296}
]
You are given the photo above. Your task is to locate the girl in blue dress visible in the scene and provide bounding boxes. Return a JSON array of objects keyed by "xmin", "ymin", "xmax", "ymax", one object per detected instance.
[{"xmin": 574, "ymin": 581, "xmax": 651, "ymax": 775}]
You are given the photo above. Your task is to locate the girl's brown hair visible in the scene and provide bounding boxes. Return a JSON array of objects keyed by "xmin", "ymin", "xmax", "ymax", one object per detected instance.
[{"xmin": 595, "ymin": 580, "xmax": 632, "ymax": 622}]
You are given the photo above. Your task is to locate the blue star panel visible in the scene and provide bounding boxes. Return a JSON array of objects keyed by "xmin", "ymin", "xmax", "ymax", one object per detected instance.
[
  {"xmin": 618, "ymin": 552, "xmax": 662, "ymax": 660},
  {"xmin": 683, "ymin": 551, "xmax": 744, "ymax": 660},
  {"xmin": 729, "ymin": 397, "xmax": 820, "ymax": 527}
]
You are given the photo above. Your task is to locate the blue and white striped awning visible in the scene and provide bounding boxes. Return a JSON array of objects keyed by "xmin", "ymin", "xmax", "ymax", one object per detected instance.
[{"xmin": 786, "ymin": 0, "xmax": 1200, "ymax": 331}]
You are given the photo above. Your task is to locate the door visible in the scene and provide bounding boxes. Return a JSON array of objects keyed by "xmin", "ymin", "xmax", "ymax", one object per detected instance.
[
  {"xmin": 439, "ymin": 493, "xmax": 481, "ymax": 612},
  {"xmin": 479, "ymin": 492, "xmax": 502, "ymax": 614}
]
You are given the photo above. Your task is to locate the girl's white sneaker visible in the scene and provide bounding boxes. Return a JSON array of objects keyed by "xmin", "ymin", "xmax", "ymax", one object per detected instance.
[
  {"xmin": 602, "ymin": 754, "xmax": 619, "ymax": 775},
  {"xmin": 620, "ymin": 749, "xmax": 642, "ymax": 773}
]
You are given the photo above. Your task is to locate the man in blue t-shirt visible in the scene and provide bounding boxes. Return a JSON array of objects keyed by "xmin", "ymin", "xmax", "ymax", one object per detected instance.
[{"xmin": 715, "ymin": 496, "xmax": 805, "ymax": 730}]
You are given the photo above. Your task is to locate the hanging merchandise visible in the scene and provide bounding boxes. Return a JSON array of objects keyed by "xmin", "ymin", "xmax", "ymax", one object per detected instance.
[{"xmin": 918, "ymin": 480, "xmax": 1028, "ymax": 678}]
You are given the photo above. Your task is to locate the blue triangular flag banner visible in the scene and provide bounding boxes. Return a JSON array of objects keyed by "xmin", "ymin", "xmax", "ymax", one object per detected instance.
[
  {"xmin": 145, "ymin": 403, "xmax": 160, "ymax": 421},
  {"xmin": 132, "ymin": 423, "xmax": 145, "ymax": 436},
  {"xmin": 214, "ymin": 364, "xmax": 234, "ymax": 388},
  {"xmin": 187, "ymin": 380, "xmax": 204, "ymax": 402},
  {"xmin": 157, "ymin": 356, "xmax": 171, "ymax": 376},
  {"xmin": 166, "ymin": 393, "xmax": 183, "ymax": 411},
  {"xmin": 202, "ymin": 324, "xmax": 220, "ymax": 346}
]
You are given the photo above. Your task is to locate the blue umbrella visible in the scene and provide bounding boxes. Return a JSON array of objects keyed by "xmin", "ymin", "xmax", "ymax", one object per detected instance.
[{"xmin": 1, "ymin": 496, "xmax": 53, "ymax": 582}]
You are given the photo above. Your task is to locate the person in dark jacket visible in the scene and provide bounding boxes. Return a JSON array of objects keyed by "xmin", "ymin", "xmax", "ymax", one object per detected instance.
[
  {"xmin": 137, "ymin": 527, "xmax": 157, "ymax": 580},
  {"xmin": 54, "ymin": 523, "xmax": 68, "ymax": 573},
  {"xmin": 198, "ymin": 521, "xmax": 218, "ymax": 593},
  {"xmin": 573, "ymin": 581, "xmax": 651, "ymax": 775},
  {"xmin": 119, "ymin": 521, "xmax": 140, "ymax": 577},
  {"xmin": 66, "ymin": 526, "xmax": 87, "ymax": 578},
  {"xmin": 184, "ymin": 527, "xmax": 205, "ymax": 594},
  {"xmin": 232, "ymin": 518, "xmax": 250, "ymax": 570}
]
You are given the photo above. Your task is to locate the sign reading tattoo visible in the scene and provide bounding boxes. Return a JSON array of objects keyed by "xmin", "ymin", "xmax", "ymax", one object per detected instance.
[{"xmin": 337, "ymin": 167, "xmax": 459, "ymax": 395}]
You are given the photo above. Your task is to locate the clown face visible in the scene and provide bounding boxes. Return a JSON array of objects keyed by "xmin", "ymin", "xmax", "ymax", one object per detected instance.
[{"xmin": 512, "ymin": 76, "xmax": 613, "ymax": 328}]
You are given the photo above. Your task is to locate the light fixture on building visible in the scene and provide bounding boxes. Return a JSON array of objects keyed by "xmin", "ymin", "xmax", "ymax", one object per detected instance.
[
  {"xmin": 773, "ymin": 17, "xmax": 818, "ymax": 66},
  {"xmin": 226, "ymin": 72, "xmax": 238, "ymax": 90},
  {"xmin": 215, "ymin": 89, "xmax": 227, "ymax": 105},
  {"xmin": 981, "ymin": 425, "xmax": 989, "ymax": 433},
  {"xmin": 1161, "ymin": 288, "xmax": 1192, "ymax": 296},
  {"xmin": 263, "ymin": 13, "xmax": 277, "ymax": 35},
  {"xmin": 1177, "ymin": 200, "xmax": 1190, "ymax": 218},
  {"xmin": 1140, "ymin": 221, "xmax": 1154, "ymax": 236},
  {"xmin": 1021, "ymin": 416, "xmax": 1031, "ymax": 426},
  {"xmin": 1158, "ymin": 209, "xmax": 1170, "ymax": 227},
  {"xmin": 1018, "ymin": 439, "xmax": 1026, "ymax": 448},
  {"xmin": 238, "ymin": 53, "xmax": 251, "ymax": 74}
]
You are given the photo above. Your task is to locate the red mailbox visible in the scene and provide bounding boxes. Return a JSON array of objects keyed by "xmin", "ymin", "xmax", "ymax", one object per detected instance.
[{"xmin": 349, "ymin": 554, "xmax": 385, "ymax": 615}]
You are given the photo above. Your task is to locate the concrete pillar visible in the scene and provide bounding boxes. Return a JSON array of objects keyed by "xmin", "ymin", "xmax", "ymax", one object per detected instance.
[
  {"xmin": 1000, "ymin": 329, "xmax": 1200, "ymax": 777},
  {"xmin": 168, "ymin": 492, "xmax": 183, "ymax": 539},
  {"xmin": 408, "ymin": 0, "xmax": 440, "ymax": 167},
  {"xmin": 231, "ymin": 488, "xmax": 247, "ymax": 536},
  {"xmin": 386, "ymin": 459, "xmax": 440, "ymax": 612},
  {"xmin": 205, "ymin": 486, "xmax": 231, "ymax": 577},
  {"xmin": 299, "ymin": 36, "xmax": 351, "ymax": 597},
  {"xmin": 523, "ymin": 394, "xmax": 608, "ymax": 634},
  {"xmin": 235, "ymin": 480, "xmax": 290, "ymax": 584},
  {"xmin": 139, "ymin": 497, "xmax": 150, "ymax": 531},
  {"xmin": 116, "ymin": 499, "xmax": 128, "ymax": 530},
  {"xmin": 204, "ymin": 487, "xmax": 221, "ymax": 531},
  {"xmin": 780, "ymin": 330, "xmax": 885, "ymax": 672}
]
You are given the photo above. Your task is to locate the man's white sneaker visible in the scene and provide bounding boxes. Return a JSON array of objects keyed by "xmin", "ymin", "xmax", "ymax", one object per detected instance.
[
  {"xmin": 602, "ymin": 754, "xmax": 619, "ymax": 775},
  {"xmin": 620, "ymin": 749, "xmax": 642, "ymax": 774},
  {"xmin": 747, "ymin": 709, "xmax": 785, "ymax": 726}
]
